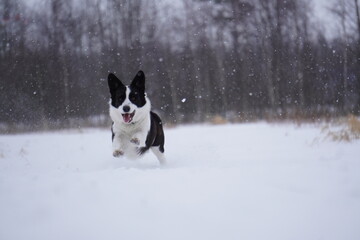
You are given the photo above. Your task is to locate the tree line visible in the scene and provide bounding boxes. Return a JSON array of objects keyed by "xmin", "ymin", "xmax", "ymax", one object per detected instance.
[{"xmin": 1, "ymin": 0, "xmax": 360, "ymax": 131}]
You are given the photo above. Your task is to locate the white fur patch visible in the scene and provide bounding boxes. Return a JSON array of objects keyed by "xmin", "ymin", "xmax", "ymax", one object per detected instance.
[{"xmin": 110, "ymin": 91, "xmax": 151, "ymax": 160}]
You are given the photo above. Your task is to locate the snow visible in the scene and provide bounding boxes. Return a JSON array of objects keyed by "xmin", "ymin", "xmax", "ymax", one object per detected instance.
[{"xmin": 0, "ymin": 123, "xmax": 360, "ymax": 240}]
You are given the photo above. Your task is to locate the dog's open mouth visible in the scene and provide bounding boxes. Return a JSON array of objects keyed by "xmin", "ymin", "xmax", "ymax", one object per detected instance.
[{"xmin": 122, "ymin": 111, "xmax": 135, "ymax": 123}]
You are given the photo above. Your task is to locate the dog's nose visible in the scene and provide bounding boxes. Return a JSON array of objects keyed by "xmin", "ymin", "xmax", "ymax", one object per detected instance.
[{"xmin": 123, "ymin": 105, "xmax": 130, "ymax": 112}]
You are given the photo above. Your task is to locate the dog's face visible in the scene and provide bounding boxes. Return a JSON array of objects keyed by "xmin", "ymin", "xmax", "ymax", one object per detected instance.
[{"xmin": 108, "ymin": 71, "xmax": 149, "ymax": 124}]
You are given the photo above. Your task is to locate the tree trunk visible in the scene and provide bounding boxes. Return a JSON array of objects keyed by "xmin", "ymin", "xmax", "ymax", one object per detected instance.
[
  {"xmin": 340, "ymin": 0, "xmax": 348, "ymax": 113},
  {"xmin": 354, "ymin": 0, "xmax": 360, "ymax": 114}
]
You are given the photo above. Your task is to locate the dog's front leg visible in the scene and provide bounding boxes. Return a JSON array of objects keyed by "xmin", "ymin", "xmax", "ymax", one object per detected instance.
[
  {"xmin": 130, "ymin": 131, "xmax": 148, "ymax": 148},
  {"xmin": 112, "ymin": 134, "xmax": 125, "ymax": 157}
]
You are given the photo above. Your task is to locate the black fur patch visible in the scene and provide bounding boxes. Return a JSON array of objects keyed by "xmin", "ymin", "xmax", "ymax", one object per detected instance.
[
  {"xmin": 129, "ymin": 71, "xmax": 146, "ymax": 108},
  {"xmin": 108, "ymin": 73, "xmax": 126, "ymax": 108},
  {"xmin": 111, "ymin": 122, "xmax": 115, "ymax": 141},
  {"xmin": 137, "ymin": 111, "xmax": 165, "ymax": 155}
]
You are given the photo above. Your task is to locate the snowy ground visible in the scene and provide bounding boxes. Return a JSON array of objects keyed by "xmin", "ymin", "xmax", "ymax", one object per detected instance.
[{"xmin": 0, "ymin": 123, "xmax": 359, "ymax": 240}]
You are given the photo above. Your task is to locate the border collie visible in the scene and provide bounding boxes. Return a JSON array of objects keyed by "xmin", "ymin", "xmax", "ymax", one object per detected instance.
[{"xmin": 107, "ymin": 70, "xmax": 166, "ymax": 165}]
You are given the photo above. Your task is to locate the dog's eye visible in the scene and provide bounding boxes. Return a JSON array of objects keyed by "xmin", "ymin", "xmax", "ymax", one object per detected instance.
[{"xmin": 129, "ymin": 92, "xmax": 138, "ymax": 102}]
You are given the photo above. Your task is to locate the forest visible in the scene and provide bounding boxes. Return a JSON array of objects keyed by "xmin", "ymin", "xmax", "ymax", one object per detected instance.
[{"xmin": 1, "ymin": 0, "xmax": 360, "ymax": 131}]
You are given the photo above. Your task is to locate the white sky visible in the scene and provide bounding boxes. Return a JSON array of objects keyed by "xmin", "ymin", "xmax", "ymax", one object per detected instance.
[{"xmin": 312, "ymin": 0, "xmax": 338, "ymax": 38}]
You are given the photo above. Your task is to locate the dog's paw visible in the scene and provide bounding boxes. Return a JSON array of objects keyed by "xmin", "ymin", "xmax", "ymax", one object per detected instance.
[
  {"xmin": 113, "ymin": 150, "xmax": 124, "ymax": 157},
  {"xmin": 130, "ymin": 138, "xmax": 140, "ymax": 145}
]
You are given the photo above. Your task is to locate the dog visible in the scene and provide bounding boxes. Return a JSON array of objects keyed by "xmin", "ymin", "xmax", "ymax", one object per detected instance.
[{"xmin": 107, "ymin": 70, "xmax": 166, "ymax": 165}]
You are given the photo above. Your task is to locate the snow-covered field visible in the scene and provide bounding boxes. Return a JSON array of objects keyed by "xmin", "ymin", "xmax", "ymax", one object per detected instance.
[{"xmin": 0, "ymin": 123, "xmax": 359, "ymax": 240}]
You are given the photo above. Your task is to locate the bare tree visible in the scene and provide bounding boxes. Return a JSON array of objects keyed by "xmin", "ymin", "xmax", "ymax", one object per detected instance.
[
  {"xmin": 2, "ymin": 0, "xmax": 360, "ymax": 131},
  {"xmin": 354, "ymin": 0, "xmax": 360, "ymax": 113}
]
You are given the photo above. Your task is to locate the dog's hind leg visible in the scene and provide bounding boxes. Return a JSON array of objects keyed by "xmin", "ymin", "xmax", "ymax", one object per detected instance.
[{"xmin": 151, "ymin": 146, "xmax": 166, "ymax": 165}]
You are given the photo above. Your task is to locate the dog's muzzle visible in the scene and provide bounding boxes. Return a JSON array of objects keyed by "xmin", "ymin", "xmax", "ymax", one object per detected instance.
[{"xmin": 122, "ymin": 111, "xmax": 135, "ymax": 123}]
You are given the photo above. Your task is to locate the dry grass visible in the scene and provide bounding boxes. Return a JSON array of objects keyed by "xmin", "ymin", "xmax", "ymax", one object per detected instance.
[
  {"xmin": 347, "ymin": 115, "xmax": 360, "ymax": 136},
  {"xmin": 323, "ymin": 115, "xmax": 360, "ymax": 142},
  {"xmin": 211, "ymin": 115, "xmax": 228, "ymax": 125}
]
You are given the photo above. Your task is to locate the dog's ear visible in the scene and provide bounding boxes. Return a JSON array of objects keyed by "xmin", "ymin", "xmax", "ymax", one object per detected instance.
[
  {"xmin": 130, "ymin": 70, "xmax": 145, "ymax": 92},
  {"xmin": 108, "ymin": 73, "xmax": 124, "ymax": 93}
]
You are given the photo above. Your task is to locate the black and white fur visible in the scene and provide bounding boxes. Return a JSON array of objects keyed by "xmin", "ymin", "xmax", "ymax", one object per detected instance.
[{"xmin": 108, "ymin": 70, "xmax": 165, "ymax": 165}]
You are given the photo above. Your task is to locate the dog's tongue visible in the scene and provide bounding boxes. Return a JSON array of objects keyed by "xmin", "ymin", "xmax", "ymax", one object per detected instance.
[{"xmin": 123, "ymin": 113, "xmax": 132, "ymax": 123}]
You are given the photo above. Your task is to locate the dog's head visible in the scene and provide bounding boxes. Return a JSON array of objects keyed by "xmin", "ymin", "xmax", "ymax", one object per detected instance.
[{"xmin": 108, "ymin": 71, "xmax": 150, "ymax": 124}]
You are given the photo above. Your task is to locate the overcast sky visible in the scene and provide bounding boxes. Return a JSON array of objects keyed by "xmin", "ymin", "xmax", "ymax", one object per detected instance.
[{"xmin": 313, "ymin": 0, "xmax": 338, "ymax": 38}]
